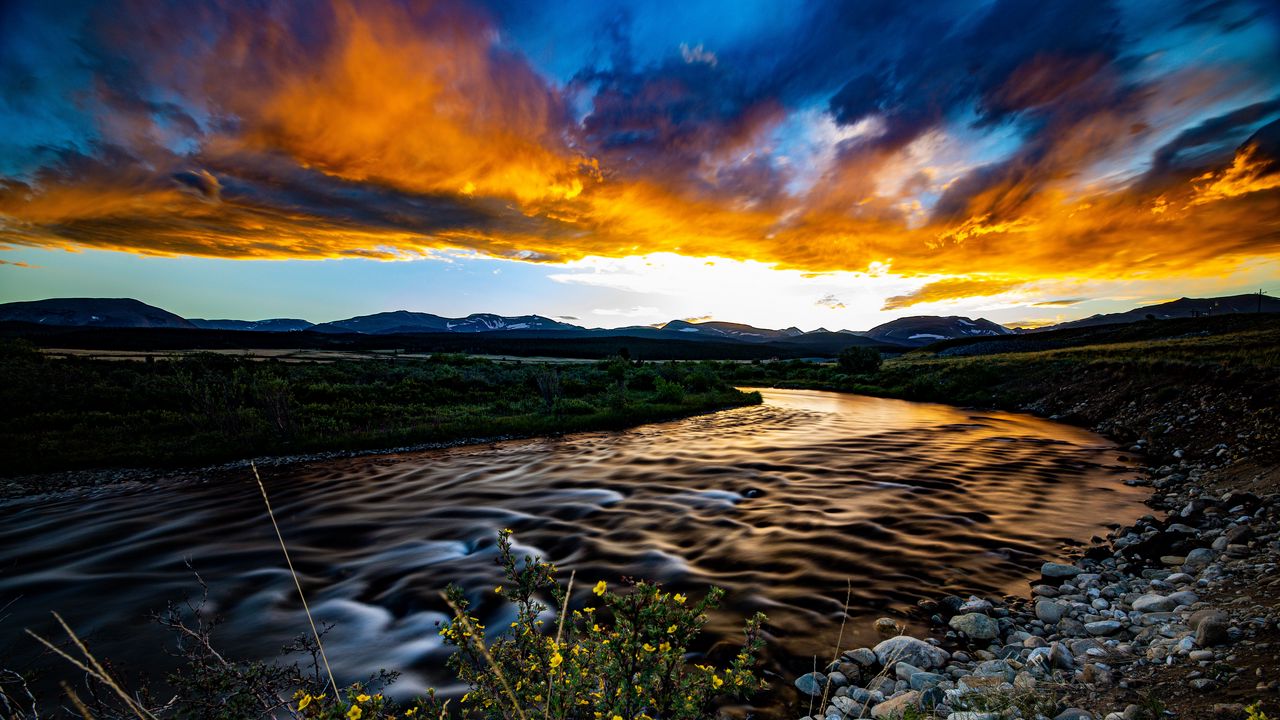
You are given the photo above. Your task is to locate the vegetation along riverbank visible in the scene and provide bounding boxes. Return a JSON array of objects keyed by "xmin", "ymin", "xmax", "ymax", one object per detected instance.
[{"xmin": 0, "ymin": 342, "xmax": 759, "ymax": 479}]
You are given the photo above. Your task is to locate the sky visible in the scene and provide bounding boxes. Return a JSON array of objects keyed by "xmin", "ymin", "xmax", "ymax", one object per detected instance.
[{"xmin": 1, "ymin": 0, "xmax": 1278, "ymax": 330}]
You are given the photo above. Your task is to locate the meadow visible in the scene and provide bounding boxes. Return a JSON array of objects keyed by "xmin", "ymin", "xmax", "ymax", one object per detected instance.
[{"xmin": 0, "ymin": 342, "xmax": 759, "ymax": 476}]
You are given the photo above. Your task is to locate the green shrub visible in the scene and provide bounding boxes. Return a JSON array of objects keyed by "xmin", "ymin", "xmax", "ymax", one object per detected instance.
[
  {"xmin": 837, "ymin": 346, "xmax": 882, "ymax": 374},
  {"xmin": 429, "ymin": 530, "xmax": 767, "ymax": 720},
  {"xmin": 556, "ymin": 398, "xmax": 596, "ymax": 416},
  {"xmin": 653, "ymin": 377, "xmax": 685, "ymax": 404}
]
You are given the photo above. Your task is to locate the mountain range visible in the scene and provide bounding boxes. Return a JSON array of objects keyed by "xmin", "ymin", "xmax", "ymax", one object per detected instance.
[
  {"xmin": 1038, "ymin": 294, "xmax": 1280, "ymax": 330},
  {"xmin": 0, "ymin": 294, "xmax": 1273, "ymax": 350}
]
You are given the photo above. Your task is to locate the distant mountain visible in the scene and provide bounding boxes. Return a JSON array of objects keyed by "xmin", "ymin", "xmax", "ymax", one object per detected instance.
[
  {"xmin": 864, "ymin": 315, "xmax": 1014, "ymax": 347},
  {"xmin": 311, "ymin": 311, "xmax": 583, "ymax": 334},
  {"xmin": 658, "ymin": 319, "xmax": 805, "ymax": 341},
  {"xmin": 189, "ymin": 318, "xmax": 314, "ymax": 332},
  {"xmin": 770, "ymin": 330, "xmax": 892, "ymax": 352},
  {"xmin": 1039, "ymin": 294, "xmax": 1279, "ymax": 331},
  {"xmin": 0, "ymin": 298, "xmax": 195, "ymax": 329}
]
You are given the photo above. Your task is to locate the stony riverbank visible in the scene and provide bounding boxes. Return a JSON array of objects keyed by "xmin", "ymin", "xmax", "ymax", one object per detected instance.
[{"xmin": 790, "ymin": 438, "xmax": 1279, "ymax": 719}]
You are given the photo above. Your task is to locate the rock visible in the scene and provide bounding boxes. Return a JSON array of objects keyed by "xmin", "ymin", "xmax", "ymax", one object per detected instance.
[
  {"xmin": 827, "ymin": 671, "xmax": 849, "ymax": 688},
  {"xmin": 972, "ymin": 659, "xmax": 1015, "ymax": 682},
  {"xmin": 1184, "ymin": 548, "xmax": 1216, "ymax": 570},
  {"xmin": 835, "ymin": 662, "xmax": 862, "ymax": 683},
  {"xmin": 845, "ymin": 648, "xmax": 878, "ymax": 667},
  {"xmin": 1168, "ymin": 590, "xmax": 1200, "ymax": 606},
  {"xmin": 1189, "ymin": 649, "xmax": 1215, "ymax": 661},
  {"xmin": 873, "ymin": 636, "xmax": 949, "ymax": 670},
  {"xmin": 1190, "ymin": 609, "xmax": 1230, "ymax": 647},
  {"xmin": 1036, "ymin": 599, "xmax": 1067, "ymax": 624},
  {"xmin": 1132, "ymin": 594, "xmax": 1177, "ymax": 613},
  {"xmin": 1042, "ymin": 562, "xmax": 1082, "ymax": 580},
  {"xmin": 949, "ymin": 613, "xmax": 999, "ymax": 640},
  {"xmin": 959, "ymin": 596, "xmax": 993, "ymax": 613},
  {"xmin": 1189, "ymin": 677, "xmax": 1217, "ymax": 690},
  {"xmin": 1212, "ymin": 703, "xmax": 1247, "ymax": 719},
  {"xmin": 829, "ymin": 696, "xmax": 866, "ymax": 717},
  {"xmin": 909, "ymin": 671, "xmax": 944, "ymax": 691},
  {"xmin": 894, "ymin": 662, "xmax": 923, "ymax": 682},
  {"xmin": 1055, "ymin": 710, "xmax": 1094, "ymax": 720},
  {"xmin": 1082, "ymin": 663, "xmax": 1114, "ymax": 685},
  {"xmin": 919, "ymin": 686, "xmax": 944, "ymax": 709},
  {"xmin": 1084, "ymin": 620, "xmax": 1123, "ymax": 636},
  {"xmin": 1060, "ymin": 617, "xmax": 1087, "ymax": 636},
  {"xmin": 795, "ymin": 671, "xmax": 827, "ymax": 696},
  {"xmin": 870, "ymin": 691, "xmax": 920, "ymax": 719},
  {"xmin": 1050, "ymin": 641, "xmax": 1075, "ymax": 669},
  {"xmin": 875, "ymin": 617, "xmax": 904, "ymax": 638}
]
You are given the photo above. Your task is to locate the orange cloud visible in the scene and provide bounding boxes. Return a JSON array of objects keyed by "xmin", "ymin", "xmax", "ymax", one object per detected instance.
[
  {"xmin": 882, "ymin": 277, "xmax": 1025, "ymax": 310},
  {"xmin": 0, "ymin": 0, "xmax": 1277, "ymax": 303}
]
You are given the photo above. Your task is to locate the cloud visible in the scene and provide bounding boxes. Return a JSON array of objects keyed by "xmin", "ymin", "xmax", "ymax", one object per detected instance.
[
  {"xmin": 882, "ymin": 277, "xmax": 1026, "ymax": 310},
  {"xmin": 1032, "ymin": 298, "xmax": 1088, "ymax": 307},
  {"xmin": 0, "ymin": 0, "xmax": 1276, "ymax": 302},
  {"xmin": 0, "ymin": 259, "xmax": 35, "ymax": 268},
  {"xmin": 592, "ymin": 306, "xmax": 661, "ymax": 317},
  {"xmin": 815, "ymin": 294, "xmax": 846, "ymax": 309},
  {"xmin": 1007, "ymin": 318, "xmax": 1062, "ymax": 329}
]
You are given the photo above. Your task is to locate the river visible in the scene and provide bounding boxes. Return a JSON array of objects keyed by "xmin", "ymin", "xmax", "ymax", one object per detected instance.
[{"xmin": 0, "ymin": 389, "xmax": 1149, "ymax": 714}]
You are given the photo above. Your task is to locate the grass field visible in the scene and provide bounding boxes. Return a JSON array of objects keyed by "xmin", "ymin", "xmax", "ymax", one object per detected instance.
[{"xmin": 0, "ymin": 342, "xmax": 759, "ymax": 476}]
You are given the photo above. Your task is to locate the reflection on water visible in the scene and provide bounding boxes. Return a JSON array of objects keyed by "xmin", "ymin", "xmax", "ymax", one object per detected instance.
[{"xmin": 0, "ymin": 389, "xmax": 1146, "ymax": 714}]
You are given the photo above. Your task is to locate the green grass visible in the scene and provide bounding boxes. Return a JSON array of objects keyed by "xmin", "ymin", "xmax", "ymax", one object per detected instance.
[
  {"xmin": 712, "ymin": 324, "xmax": 1280, "ymax": 406},
  {"xmin": 0, "ymin": 343, "xmax": 760, "ymax": 476}
]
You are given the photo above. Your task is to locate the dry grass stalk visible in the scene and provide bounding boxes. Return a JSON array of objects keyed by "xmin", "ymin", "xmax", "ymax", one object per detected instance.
[
  {"xmin": 817, "ymin": 579, "xmax": 853, "ymax": 713},
  {"xmin": 25, "ymin": 612, "xmax": 155, "ymax": 720},
  {"xmin": 61, "ymin": 680, "xmax": 95, "ymax": 719},
  {"xmin": 251, "ymin": 461, "xmax": 338, "ymax": 697}
]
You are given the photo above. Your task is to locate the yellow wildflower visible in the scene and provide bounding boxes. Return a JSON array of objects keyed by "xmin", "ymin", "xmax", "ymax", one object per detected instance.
[
  {"xmin": 667, "ymin": 624, "xmax": 676, "ymax": 633},
  {"xmin": 550, "ymin": 651, "xmax": 563, "ymax": 668},
  {"xmin": 347, "ymin": 706, "xmax": 363, "ymax": 720},
  {"xmin": 712, "ymin": 674, "xmax": 724, "ymax": 688},
  {"xmin": 593, "ymin": 580, "xmax": 608, "ymax": 596},
  {"xmin": 673, "ymin": 593, "xmax": 687, "ymax": 604},
  {"xmin": 297, "ymin": 694, "xmax": 313, "ymax": 710},
  {"xmin": 494, "ymin": 585, "xmax": 503, "ymax": 594},
  {"xmin": 642, "ymin": 643, "xmax": 656, "ymax": 652},
  {"xmin": 356, "ymin": 694, "xmax": 371, "ymax": 703}
]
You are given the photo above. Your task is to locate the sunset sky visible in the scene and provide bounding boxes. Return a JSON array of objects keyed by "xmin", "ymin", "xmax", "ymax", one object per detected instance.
[{"xmin": 1, "ymin": 0, "xmax": 1278, "ymax": 329}]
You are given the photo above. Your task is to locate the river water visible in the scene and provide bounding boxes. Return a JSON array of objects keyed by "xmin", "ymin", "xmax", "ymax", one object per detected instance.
[{"xmin": 0, "ymin": 389, "xmax": 1148, "ymax": 713}]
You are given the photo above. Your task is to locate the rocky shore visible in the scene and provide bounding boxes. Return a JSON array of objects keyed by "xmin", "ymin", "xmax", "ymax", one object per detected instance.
[{"xmin": 791, "ymin": 447, "xmax": 1279, "ymax": 719}]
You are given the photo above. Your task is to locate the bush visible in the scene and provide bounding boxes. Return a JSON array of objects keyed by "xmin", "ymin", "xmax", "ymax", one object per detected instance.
[
  {"xmin": 555, "ymin": 398, "xmax": 596, "ymax": 416},
  {"xmin": 653, "ymin": 377, "xmax": 686, "ymax": 404},
  {"xmin": 430, "ymin": 530, "xmax": 767, "ymax": 720},
  {"xmin": 836, "ymin": 346, "xmax": 882, "ymax": 374}
]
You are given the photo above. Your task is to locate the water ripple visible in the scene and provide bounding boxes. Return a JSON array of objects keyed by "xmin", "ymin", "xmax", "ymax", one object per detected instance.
[{"xmin": 0, "ymin": 389, "xmax": 1147, "ymax": 715}]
